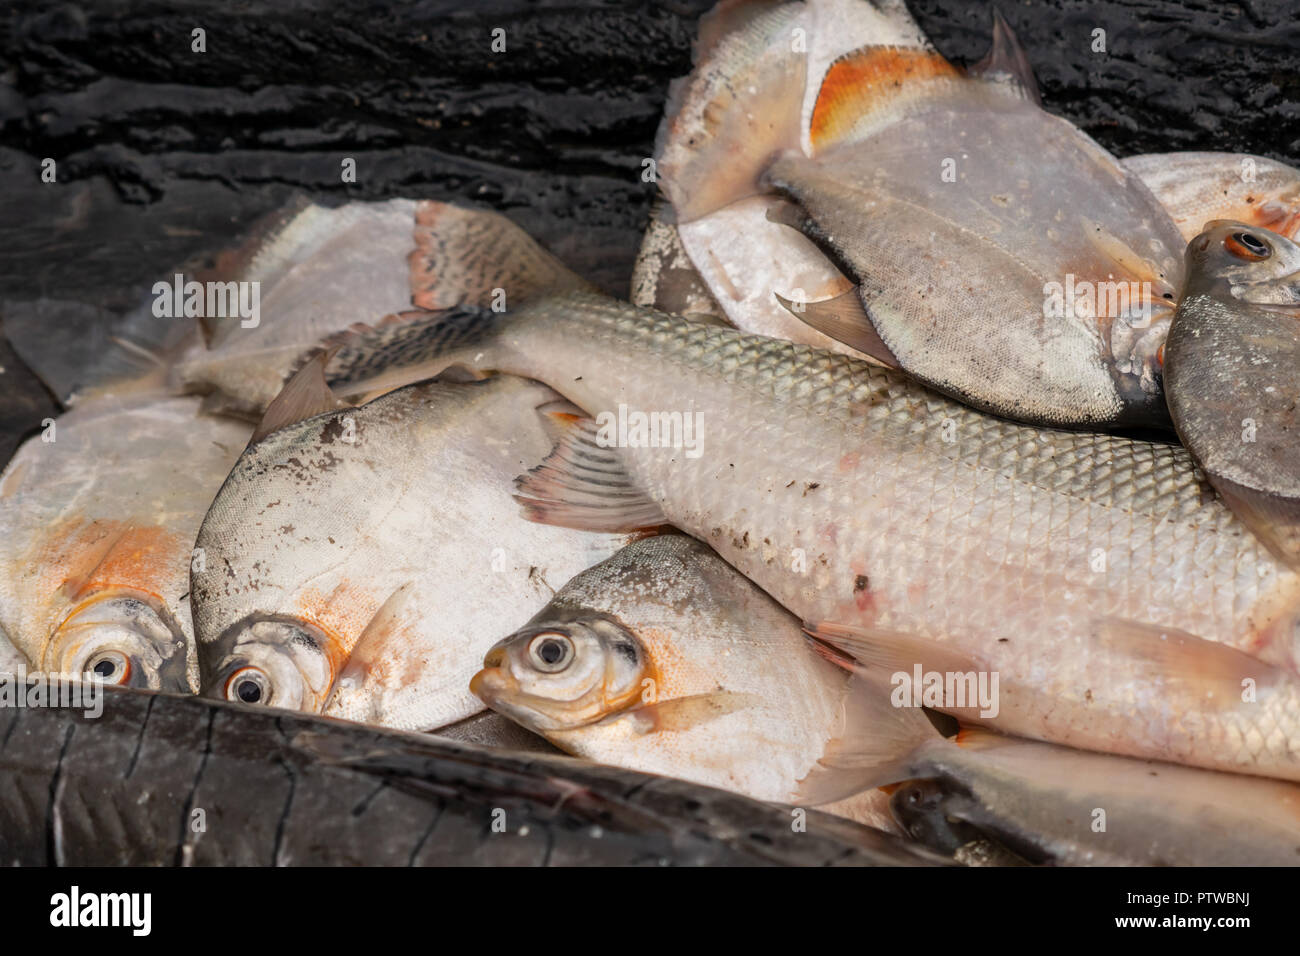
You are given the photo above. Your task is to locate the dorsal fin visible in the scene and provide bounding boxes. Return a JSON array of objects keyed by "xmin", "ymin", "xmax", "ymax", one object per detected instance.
[
  {"xmin": 252, "ymin": 351, "xmax": 347, "ymax": 443},
  {"xmin": 969, "ymin": 9, "xmax": 1041, "ymax": 105},
  {"xmin": 810, "ymin": 46, "xmax": 961, "ymax": 152},
  {"xmin": 775, "ymin": 289, "xmax": 900, "ymax": 368}
]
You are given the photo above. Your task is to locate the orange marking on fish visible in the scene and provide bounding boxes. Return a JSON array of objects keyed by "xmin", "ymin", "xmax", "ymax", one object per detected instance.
[
  {"xmin": 39, "ymin": 517, "xmax": 186, "ymax": 608},
  {"xmin": 292, "ymin": 581, "xmax": 385, "ymax": 675},
  {"xmin": 631, "ymin": 626, "xmax": 694, "ymax": 711},
  {"xmin": 811, "ymin": 47, "xmax": 959, "ymax": 151}
]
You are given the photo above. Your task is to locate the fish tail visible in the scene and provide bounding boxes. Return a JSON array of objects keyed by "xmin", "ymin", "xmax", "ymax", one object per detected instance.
[
  {"xmin": 408, "ymin": 200, "xmax": 592, "ymax": 311},
  {"xmin": 796, "ymin": 627, "xmax": 945, "ymax": 805},
  {"xmin": 655, "ymin": 2, "xmax": 809, "ymax": 222},
  {"xmin": 655, "ymin": 0, "xmax": 946, "ymax": 220},
  {"xmin": 306, "ymin": 201, "xmax": 594, "ymax": 399},
  {"xmin": 314, "ymin": 305, "xmax": 509, "ymax": 401},
  {"xmin": 4, "ymin": 297, "xmax": 198, "ymax": 407}
]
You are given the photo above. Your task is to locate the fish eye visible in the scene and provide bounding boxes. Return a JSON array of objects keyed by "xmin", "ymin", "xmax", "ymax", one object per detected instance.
[
  {"xmin": 527, "ymin": 632, "xmax": 574, "ymax": 673},
  {"xmin": 225, "ymin": 666, "xmax": 271, "ymax": 705},
  {"xmin": 1226, "ymin": 231, "xmax": 1272, "ymax": 261},
  {"xmin": 86, "ymin": 650, "xmax": 130, "ymax": 685}
]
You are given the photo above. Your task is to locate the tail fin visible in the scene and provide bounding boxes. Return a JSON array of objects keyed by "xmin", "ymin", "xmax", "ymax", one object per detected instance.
[
  {"xmin": 409, "ymin": 201, "xmax": 592, "ymax": 310},
  {"xmin": 655, "ymin": 2, "xmax": 808, "ymax": 222},
  {"xmin": 287, "ymin": 202, "xmax": 589, "ymax": 401},
  {"xmin": 795, "ymin": 664, "xmax": 939, "ymax": 806},
  {"xmin": 655, "ymin": 1, "xmax": 938, "ymax": 220},
  {"xmin": 2, "ymin": 296, "xmax": 198, "ymax": 406},
  {"xmin": 313, "ymin": 305, "xmax": 507, "ymax": 402}
]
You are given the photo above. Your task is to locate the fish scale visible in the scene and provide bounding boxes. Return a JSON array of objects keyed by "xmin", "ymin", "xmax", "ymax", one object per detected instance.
[{"xmin": 330, "ymin": 288, "xmax": 1300, "ymax": 779}]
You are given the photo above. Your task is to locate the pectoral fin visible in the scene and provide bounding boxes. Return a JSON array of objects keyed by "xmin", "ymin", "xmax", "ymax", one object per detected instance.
[
  {"xmin": 775, "ymin": 288, "xmax": 900, "ymax": 368},
  {"xmin": 794, "ymin": 670, "xmax": 940, "ymax": 807},
  {"xmin": 514, "ymin": 413, "xmax": 669, "ymax": 533},
  {"xmin": 625, "ymin": 691, "xmax": 758, "ymax": 735}
]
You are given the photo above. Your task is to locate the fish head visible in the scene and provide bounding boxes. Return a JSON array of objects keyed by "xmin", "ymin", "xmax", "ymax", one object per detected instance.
[
  {"xmin": 1185, "ymin": 220, "xmax": 1300, "ymax": 304},
  {"xmin": 200, "ymin": 616, "xmax": 340, "ymax": 711},
  {"xmin": 470, "ymin": 615, "xmax": 648, "ymax": 734},
  {"xmin": 45, "ymin": 591, "xmax": 190, "ymax": 691}
]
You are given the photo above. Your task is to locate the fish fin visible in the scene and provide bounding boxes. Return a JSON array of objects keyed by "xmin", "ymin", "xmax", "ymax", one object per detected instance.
[
  {"xmin": 763, "ymin": 198, "xmax": 812, "ymax": 232},
  {"xmin": 809, "ymin": 45, "xmax": 961, "ymax": 152},
  {"xmin": 952, "ymin": 724, "xmax": 1006, "ymax": 750},
  {"xmin": 968, "ymin": 8, "xmax": 1040, "ymax": 105},
  {"xmin": 1211, "ymin": 474, "xmax": 1300, "ymax": 571},
  {"xmin": 514, "ymin": 415, "xmax": 669, "ymax": 533},
  {"xmin": 654, "ymin": 2, "xmax": 807, "ymax": 222},
  {"xmin": 252, "ymin": 351, "xmax": 347, "ymax": 443},
  {"xmin": 409, "ymin": 201, "xmax": 591, "ymax": 311},
  {"xmin": 3, "ymin": 298, "xmax": 198, "ymax": 406},
  {"xmin": 325, "ymin": 582, "xmax": 419, "ymax": 711},
  {"xmin": 805, "ymin": 620, "xmax": 986, "ymax": 674},
  {"xmin": 311, "ymin": 304, "xmax": 506, "ymax": 400},
  {"xmin": 625, "ymin": 690, "xmax": 758, "ymax": 734},
  {"xmin": 1090, "ymin": 617, "xmax": 1282, "ymax": 699},
  {"xmin": 795, "ymin": 672, "xmax": 938, "ymax": 806},
  {"xmin": 774, "ymin": 289, "xmax": 900, "ymax": 368}
]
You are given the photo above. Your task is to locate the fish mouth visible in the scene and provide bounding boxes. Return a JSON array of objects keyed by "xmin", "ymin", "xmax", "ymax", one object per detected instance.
[
  {"xmin": 469, "ymin": 664, "xmax": 568, "ymax": 732},
  {"xmin": 469, "ymin": 663, "xmax": 511, "ymax": 708}
]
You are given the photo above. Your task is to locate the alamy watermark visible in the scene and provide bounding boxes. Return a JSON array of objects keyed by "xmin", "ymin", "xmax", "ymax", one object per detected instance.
[
  {"xmin": 152, "ymin": 274, "xmax": 260, "ymax": 329},
  {"xmin": 594, "ymin": 404, "xmax": 704, "ymax": 459},
  {"xmin": 890, "ymin": 663, "xmax": 999, "ymax": 719},
  {"xmin": 1044, "ymin": 275, "xmax": 1153, "ymax": 328},
  {"xmin": 0, "ymin": 667, "xmax": 104, "ymax": 718}
]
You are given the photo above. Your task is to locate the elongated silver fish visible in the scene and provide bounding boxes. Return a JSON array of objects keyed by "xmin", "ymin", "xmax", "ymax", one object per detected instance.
[
  {"xmin": 801, "ymin": 673, "xmax": 1300, "ymax": 866},
  {"xmin": 656, "ymin": 0, "xmax": 1185, "ymax": 430},
  {"xmin": 1164, "ymin": 220, "xmax": 1300, "ymax": 571},
  {"xmin": 319, "ymin": 206, "xmax": 1300, "ymax": 781},
  {"xmin": 191, "ymin": 370, "xmax": 630, "ymax": 727},
  {"xmin": 0, "ymin": 395, "xmax": 250, "ymax": 691},
  {"xmin": 471, "ymin": 533, "xmax": 895, "ymax": 829}
]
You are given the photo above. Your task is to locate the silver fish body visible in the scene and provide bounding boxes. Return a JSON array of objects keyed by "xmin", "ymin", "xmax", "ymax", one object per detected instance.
[
  {"xmin": 472, "ymin": 533, "xmax": 893, "ymax": 830},
  {"xmin": 0, "ymin": 628, "xmax": 28, "ymax": 674},
  {"xmin": 328, "ymin": 284, "xmax": 1300, "ymax": 780},
  {"xmin": 831, "ymin": 692, "xmax": 1300, "ymax": 866},
  {"xmin": 191, "ymin": 373, "xmax": 630, "ymax": 727},
  {"xmin": 656, "ymin": 0, "xmax": 1185, "ymax": 430},
  {"xmin": 1165, "ymin": 220, "xmax": 1300, "ymax": 571},
  {"xmin": 0, "ymin": 395, "xmax": 250, "ymax": 691}
]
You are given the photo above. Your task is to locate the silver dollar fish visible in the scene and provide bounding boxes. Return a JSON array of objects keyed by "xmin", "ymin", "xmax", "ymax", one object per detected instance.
[
  {"xmin": 472, "ymin": 533, "xmax": 895, "ymax": 829},
  {"xmin": 656, "ymin": 0, "xmax": 1185, "ymax": 429},
  {"xmin": 191, "ymin": 368, "xmax": 631, "ymax": 726},
  {"xmin": 0, "ymin": 395, "xmax": 250, "ymax": 691},
  {"xmin": 1164, "ymin": 220, "xmax": 1300, "ymax": 570}
]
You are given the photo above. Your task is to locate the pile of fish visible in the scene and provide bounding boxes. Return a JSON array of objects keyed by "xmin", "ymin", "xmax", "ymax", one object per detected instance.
[{"xmin": 3, "ymin": 0, "xmax": 1300, "ymax": 866}]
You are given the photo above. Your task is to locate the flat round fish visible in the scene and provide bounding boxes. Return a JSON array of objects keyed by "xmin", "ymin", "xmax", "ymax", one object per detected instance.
[
  {"xmin": 0, "ymin": 395, "xmax": 250, "ymax": 691},
  {"xmin": 1165, "ymin": 220, "xmax": 1300, "ymax": 571},
  {"xmin": 191, "ymin": 373, "xmax": 631, "ymax": 729},
  {"xmin": 472, "ymin": 533, "xmax": 896, "ymax": 830}
]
